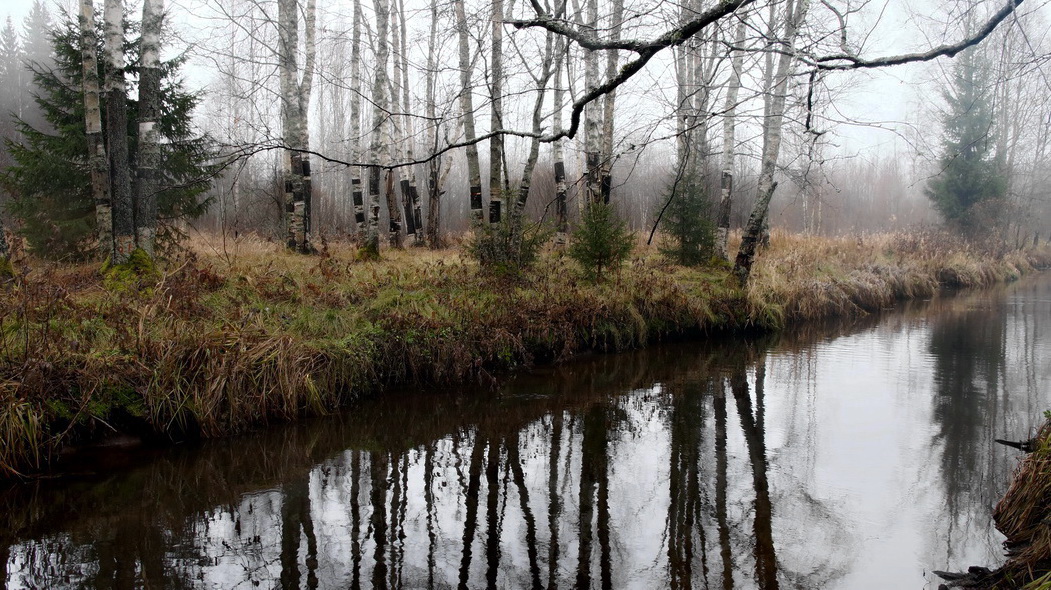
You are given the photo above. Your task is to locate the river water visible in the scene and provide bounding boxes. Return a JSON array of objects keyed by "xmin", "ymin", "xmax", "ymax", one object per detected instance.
[{"xmin": 3, "ymin": 275, "xmax": 1051, "ymax": 589}]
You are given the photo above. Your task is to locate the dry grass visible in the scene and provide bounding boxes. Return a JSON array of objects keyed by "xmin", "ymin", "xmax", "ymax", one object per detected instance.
[
  {"xmin": 0, "ymin": 228, "xmax": 1046, "ymax": 477},
  {"xmin": 990, "ymin": 418, "xmax": 1051, "ymax": 588}
]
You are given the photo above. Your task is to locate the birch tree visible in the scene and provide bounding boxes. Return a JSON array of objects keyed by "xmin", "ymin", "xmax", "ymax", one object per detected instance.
[
  {"xmin": 733, "ymin": 0, "xmax": 809, "ymax": 285},
  {"xmin": 365, "ymin": 0, "xmax": 392, "ymax": 256},
  {"xmin": 278, "ymin": 0, "xmax": 316, "ymax": 253},
  {"xmin": 489, "ymin": 0, "xmax": 505, "ymax": 222},
  {"xmin": 350, "ymin": 0, "xmax": 366, "ymax": 236},
  {"xmin": 136, "ymin": 0, "xmax": 163, "ymax": 257},
  {"xmin": 80, "ymin": 0, "xmax": 111, "ymax": 258},
  {"xmin": 454, "ymin": 0, "xmax": 484, "ymax": 221},
  {"xmin": 424, "ymin": 0, "xmax": 444, "ymax": 248},
  {"xmin": 104, "ymin": 0, "xmax": 134, "ymax": 263},
  {"xmin": 716, "ymin": 12, "xmax": 747, "ymax": 259}
]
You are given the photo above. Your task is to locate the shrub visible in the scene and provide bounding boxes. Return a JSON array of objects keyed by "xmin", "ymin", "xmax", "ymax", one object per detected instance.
[{"xmin": 464, "ymin": 213, "xmax": 549, "ymax": 278}]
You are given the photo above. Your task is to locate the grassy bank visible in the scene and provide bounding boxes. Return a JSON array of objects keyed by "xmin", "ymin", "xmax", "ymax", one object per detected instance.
[
  {"xmin": 991, "ymin": 415, "xmax": 1051, "ymax": 589},
  {"xmin": 0, "ymin": 229, "xmax": 1048, "ymax": 477}
]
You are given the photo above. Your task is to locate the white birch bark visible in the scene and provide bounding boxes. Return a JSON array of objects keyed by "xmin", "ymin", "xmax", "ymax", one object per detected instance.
[
  {"xmin": 489, "ymin": 0, "xmax": 505, "ymax": 222},
  {"xmin": 366, "ymin": 0, "xmax": 392, "ymax": 255},
  {"xmin": 80, "ymin": 0, "xmax": 112, "ymax": 258},
  {"xmin": 136, "ymin": 0, "xmax": 162, "ymax": 258},
  {"xmin": 425, "ymin": 0, "xmax": 443, "ymax": 248},
  {"xmin": 599, "ymin": 0, "xmax": 623, "ymax": 204},
  {"xmin": 582, "ymin": 0, "xmax": 601, "ymax": 205},
  {"xmin": 350, "ymin": 0, "xmax": 365, "ymax": 236},
  {"xmin": 733, "ymin": 0, "xmax": 809, "ymax": 284},
  {"xmin": 716, "ymin": 13, "xmax": 746, "ymax": 259},
  {"xmin": 454, "ymin": 0, "xmax": 483, "ymax": 221}
]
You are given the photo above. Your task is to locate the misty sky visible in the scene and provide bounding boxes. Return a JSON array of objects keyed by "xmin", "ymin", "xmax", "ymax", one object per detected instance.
[{"xmin": 3, "ymin": 0, "xmax": 1048, "ymax": 160}]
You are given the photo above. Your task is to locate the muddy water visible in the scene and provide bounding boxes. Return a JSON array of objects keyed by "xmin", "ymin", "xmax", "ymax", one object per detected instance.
[{"xmin": 3, "ymin": 276, "xmax": 1051, "ymax": 589}]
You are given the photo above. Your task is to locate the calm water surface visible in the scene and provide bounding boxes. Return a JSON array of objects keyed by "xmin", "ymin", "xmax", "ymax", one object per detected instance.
[{"xmin": 3, "ymin": 275, "xmax": 1051, "ymax": 589}]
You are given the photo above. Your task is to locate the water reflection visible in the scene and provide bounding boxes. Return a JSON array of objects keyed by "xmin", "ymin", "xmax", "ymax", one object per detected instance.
[{"xmin": 3, "ymin": 277, "xmax": 1051, "ymax": 588}]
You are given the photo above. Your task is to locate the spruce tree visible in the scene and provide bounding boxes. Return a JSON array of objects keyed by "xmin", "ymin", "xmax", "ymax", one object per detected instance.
[
  {"xmin": 0, "ymin": 11, "xmax": 212, "ymax": 259},
  {"xmin": 925, "ymin": 47, "xmax": 1006, "ymax": 231},
  {"xmin": 569, "ymin": 202, "xmax": 634, "ymax": 281},
  {"xmin": 657, "ymin": 173, "xmax": 715, "ymax": 266}
]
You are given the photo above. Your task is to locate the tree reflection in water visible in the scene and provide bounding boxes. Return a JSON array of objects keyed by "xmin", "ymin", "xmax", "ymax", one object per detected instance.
[{"xmin": 4, "ymin": 278, "xmax": 1051, "ymax": 588}]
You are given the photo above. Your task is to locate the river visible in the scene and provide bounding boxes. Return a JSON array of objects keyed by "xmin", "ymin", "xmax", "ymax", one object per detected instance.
[{"xmin": 2, "ymin": 274, "xmax": 1050, "ymax": 589}]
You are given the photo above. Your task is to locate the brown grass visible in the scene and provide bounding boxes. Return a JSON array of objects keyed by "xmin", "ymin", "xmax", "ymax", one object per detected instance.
[{"xmin": 0, "ymin": 228, "xmax": 1046, "ymax": 477}]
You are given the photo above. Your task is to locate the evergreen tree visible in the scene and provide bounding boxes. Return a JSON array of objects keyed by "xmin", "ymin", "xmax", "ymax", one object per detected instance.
[
  {"xmin": 19, "ymin": 1, "xmax": 52, "ymax": 132},
  {"xmin": 925, "ymin": 47, "xmax": 1007, "ymax": 231},
  {"xmin": 657, "ymin": 174, "xmax": 716, "ymax": 266},
  {"xmin": 0, "ymin": 11, "xmax": 212, "ymax": 259},
  {"xmin": 569, "ymin": 202, "xmax": 634, "ymax": 281},
  {"xmin": 0, "ymin": 17, "xmax": 23, "ymax": 168}
]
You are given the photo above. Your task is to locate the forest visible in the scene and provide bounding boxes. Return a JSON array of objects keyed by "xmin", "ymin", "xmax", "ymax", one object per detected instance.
[{"xmin": 0, "ymin": 0, "xmax": 1049, "ymax": 268}]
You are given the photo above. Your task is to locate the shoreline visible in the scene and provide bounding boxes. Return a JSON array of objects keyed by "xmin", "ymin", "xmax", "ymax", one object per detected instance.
[{"xmin": 1, "ymin": 229, "xmax": 1049, "ymax": 478}]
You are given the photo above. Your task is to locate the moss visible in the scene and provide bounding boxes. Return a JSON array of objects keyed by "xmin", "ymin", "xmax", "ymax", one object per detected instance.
[
  {"xmin": 102, "ymin": 248, "xmax": 160, "ymax": 293},
  {"xmin": 0, "ymin": 256, "xmax": 14, "ymax": 281}
]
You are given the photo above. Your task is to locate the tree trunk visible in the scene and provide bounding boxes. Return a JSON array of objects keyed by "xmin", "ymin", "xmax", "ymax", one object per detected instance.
[
  {"xmin": 489, "ymin": 0, "xmax": 505, "ymax": 223},
  {"xmin": 425, "ymin": 0, "xmax": 443, "ymax": 248},
  {"xmin": 80, "ymin": 0, "xmax": 112, "ymax": 259},
  {"xmin": 599, "ymin": 0, "xmax": 624, "ymax": 204},
  {"xmin": 136, "ymin": 0, "xmax": 162, "ymax": 258},
  {"xmin": 279, "ymin": 0, "xmax": 316, "ymax": 253},
  {"xmin": 366, "ymin": 0, "xmax": 392, "ymax": 256},
  {"xmin": 552, "ymin": 34, "xmax": 568, "ymax": 244},
  {"xmin": 104, "ymin": 0, "xmax": 133, "ymax": 263},
  {"xmin": 397, "ymin": 0, "xmax": 423, "ymax": 244},
  {"xmin": 717, "ymin": 14, "xmax": 746, "ymax": 260},
  {"xmin": 350, "ymin": 0, "xmax": 365, "ymax": 237},
  {"xmin": 582, "ymin": 0, "xmax": 601, "ymax": 205},
  {"xmin": 733, "ymin": 0, "xmax": 808, "ymax": 284},
  {"xmin": 454, "ymin": 0, "xmax": 483, "ymax": 221}
]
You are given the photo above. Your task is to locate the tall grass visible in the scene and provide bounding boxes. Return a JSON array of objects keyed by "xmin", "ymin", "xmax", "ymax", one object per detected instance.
[{"xmin": 0, "ymin": 229, "xmax": 1047, "ymax": 477}]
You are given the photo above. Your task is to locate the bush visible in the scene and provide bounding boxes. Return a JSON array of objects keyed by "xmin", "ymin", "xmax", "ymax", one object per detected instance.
[
  {"xmin": 464, "ymin": 214, "xmax": 549, "ymax": 278},
  {"xmin": 569, "ymin": 202, "xmax": 634, "ymax": 281}
]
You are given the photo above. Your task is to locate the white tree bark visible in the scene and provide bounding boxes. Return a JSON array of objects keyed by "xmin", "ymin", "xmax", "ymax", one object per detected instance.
[
  {"xmin": 717, "ymin": 13, "xmax": 747, "ymax": 259},
  {"xmin": 80, "ymin": 0, "xmax": 112, "ymax": 258},
  {"xmin": 136, "ymin": 0, "xmax": 163, "ymax": 257},
  {"xmin": 366, "ymin": 0, "xmax": 392, "ymax": 255},
  {"xmin": 734, "ymin": 0, "xmax": 809, "ymax": 284},
  {"xmin": 454, "ymin": 0, "xmax": 483, "ymax": 221}
]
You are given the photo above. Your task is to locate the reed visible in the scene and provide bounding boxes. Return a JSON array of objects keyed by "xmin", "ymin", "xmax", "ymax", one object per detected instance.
[{"xmin": 0, "ymin": 229, "xmax": 1045, "ymax": 477}]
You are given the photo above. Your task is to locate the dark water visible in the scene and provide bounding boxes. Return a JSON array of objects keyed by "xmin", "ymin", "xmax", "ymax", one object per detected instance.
[{"xmin": 3, "ymin": 276, "xmax": 1051, "ymax": 589}]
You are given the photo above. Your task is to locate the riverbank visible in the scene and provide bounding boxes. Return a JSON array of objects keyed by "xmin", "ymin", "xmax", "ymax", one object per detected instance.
[{"xmin": 1, "ymin": 229, "xmax": 1048, "ymax": 477}]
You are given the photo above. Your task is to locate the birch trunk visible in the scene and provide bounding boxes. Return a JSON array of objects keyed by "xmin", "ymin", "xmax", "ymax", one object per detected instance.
[
  {"xmin": 717, "ymin": 14, "xmax": 746, "ymax": 260},
  {"xmin": 582, "ymin": 0, "xmax": 601, "ymax": 205},
  {"xmin": 278, "ymin": 0, "xmax": 316, "ymax": 253},
  {"xmin": 453, "ymin": 0, "xmax": 483, "ymax": 221},
  {"xmin": 513, "ymin": 29, "xmax": 555, "ymax": 221},
  {"xmin": 489, "ymin": 0, "xmax": 505, "ymax": 223},
  {"xmin": 552, "ymin": 33, "xmax": 568, "ymax": 244},
  {"xmin": 398, "ymin": 0, "xmax": 422, "ymax": 244},
  {"xmin": 80, "ymin": 0, "xmax": 112, "ymax": 258},
  {"xmin": 350, "ymin": 0, "xmax": 365, "ymax": 237},
  {"xmin": 104, "ymin": 0, "xmax": 133, "ymax": 263},
  {"xmin": 733, "ymin": 0, "xmax": 809, "ymax": 284},
  {"xmin": 365, "ymin": 0, "xmax": 392, "ymax": 255},
  {"xmin": 136, "ymin": 0, "xmax": 162, "ymax": 258},
  {"xmin": 599, "ymin": 0, "xmax": 624, "ymax": 204},
  {"xmin": 386, "ymin": 0, "xmax": 405, "ymax": 249},
  {"xmin": 425, "ymin": 0, "xmax": 443, "ymax": 248}
]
